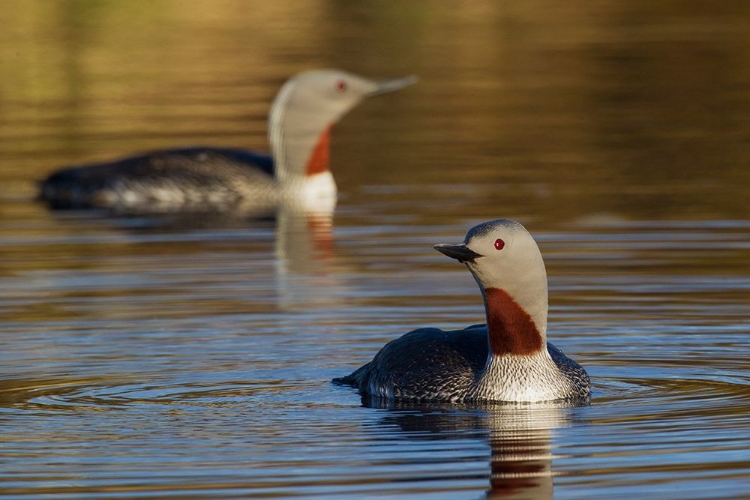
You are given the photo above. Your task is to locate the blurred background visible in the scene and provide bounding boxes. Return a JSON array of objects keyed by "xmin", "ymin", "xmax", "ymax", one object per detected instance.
[
  {"xmin": 3, "ymin": 0, "xmax": 749, "ymax": 221},
  {"xmin": 0, "ymin": 1, "xmax": 749, "ymax": 498}
]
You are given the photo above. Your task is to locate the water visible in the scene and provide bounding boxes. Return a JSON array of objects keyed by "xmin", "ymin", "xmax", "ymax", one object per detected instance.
[{"xmin": 1, "ymin": 1, "xmax": 750, "ymax": 498}]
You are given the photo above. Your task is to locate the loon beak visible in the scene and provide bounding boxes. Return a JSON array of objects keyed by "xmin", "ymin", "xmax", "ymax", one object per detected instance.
[
  {"xmin": 368, "ymin": 75, "xmax": 419, "ymax": 97},
  {"xmin": 433, "ymin": 244, "xmax": 483, "ymax": 264}
]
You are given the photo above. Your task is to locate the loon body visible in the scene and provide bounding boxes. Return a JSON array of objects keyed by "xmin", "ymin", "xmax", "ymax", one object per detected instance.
[
  {"xmin": 38, "ymin": 70, "xmax": 416, "ymax": 213},
  {"xmin": 335, "ymin": 219, "xmax": 590, "ymax": 404}
]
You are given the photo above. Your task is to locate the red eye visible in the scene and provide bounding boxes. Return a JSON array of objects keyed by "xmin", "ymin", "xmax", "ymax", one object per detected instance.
[
  {"xmin": 494, "ymin": 239, "xmax": 505, "ymax": 250},
  {"xmin": 335, "ymin": 80, "xmax": 347, "ymax": 92}
]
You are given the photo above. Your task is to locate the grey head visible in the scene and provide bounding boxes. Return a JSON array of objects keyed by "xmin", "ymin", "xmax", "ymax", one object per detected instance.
[
  {"xmin": 434, "ymin": 219, "xmax": 550, "ymax": 337},
  {"xmin": 268, "ymin": 69, "xmax": 417, "ymax": 182}
]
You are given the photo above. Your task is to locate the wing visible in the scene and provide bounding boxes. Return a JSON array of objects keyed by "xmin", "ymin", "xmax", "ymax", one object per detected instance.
[
  {"xmin": 547, "ymin": 341, "xmax": 590, "ymax": 402},
  {"xmin": 338, "ymin": 327, "xmax": 489, "ymax": 401}
]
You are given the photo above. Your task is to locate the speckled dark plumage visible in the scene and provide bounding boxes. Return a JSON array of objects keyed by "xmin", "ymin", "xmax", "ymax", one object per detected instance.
[
  {"xmin": 38, "ymin": 147, "xmax": 277, "ymax": 212},
  {"xmin": 544, "ymin": 342, "xmax": 591, "ymax": 401},
  {"xmin": 334, "ymin": 325, "xmax": 590, "ymax": 404}
]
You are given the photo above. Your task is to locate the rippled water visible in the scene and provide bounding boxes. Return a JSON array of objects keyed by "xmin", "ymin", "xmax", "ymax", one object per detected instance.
[{"xmin": 2, "ymin": 1, "xmax": 750, "ymax": 498}]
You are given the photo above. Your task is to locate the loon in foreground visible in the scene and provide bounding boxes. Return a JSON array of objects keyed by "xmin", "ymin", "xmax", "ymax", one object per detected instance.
[
  {"xmin": 334, "ymin": 219, "xmax": 590, "ymax": 404},
  {"xmin": 38, "ymin": 70, "xmax": 416, "ymax": 213}
]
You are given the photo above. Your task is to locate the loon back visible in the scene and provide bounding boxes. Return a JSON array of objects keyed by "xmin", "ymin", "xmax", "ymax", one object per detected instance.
[{"xmin": 39, "ymin": 147, "xmax": 276, "ymax": 212}]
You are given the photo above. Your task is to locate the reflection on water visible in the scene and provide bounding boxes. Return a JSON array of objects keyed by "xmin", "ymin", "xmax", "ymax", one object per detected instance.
[
  {"xmin": 275, "ymin": 207, "xmax": 341, "ymax": 309},
  {"xmin": 1, "ymin": 0, "xmax": 750, "ymax": 498},
  {"xmin": 366, "ymin": 399, "xmax": 579, "ymax": 500}
]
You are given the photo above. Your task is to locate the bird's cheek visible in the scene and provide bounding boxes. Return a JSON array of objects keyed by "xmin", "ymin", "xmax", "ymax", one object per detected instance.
[{"xmin": 467, "ymin": 267, "xmax": 489, "ymax": 286}]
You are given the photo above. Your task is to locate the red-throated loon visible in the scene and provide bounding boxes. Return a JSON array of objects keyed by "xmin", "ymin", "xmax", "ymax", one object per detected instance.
[
  {"xmin": 38, "ymin": 69, "xmax": 416, "ymax": 213},
  {"xmin": 334, "ymin": 219, "xmax": 590, "ymax": 404}
]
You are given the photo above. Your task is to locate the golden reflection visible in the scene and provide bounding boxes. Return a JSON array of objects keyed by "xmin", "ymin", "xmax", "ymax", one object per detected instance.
[
  {"xmin": 0, "ymin": 376, "xmax": 104, "ymax": 409},
  {"xmin": 1, "ymin": 1, "xmax": 748, "ymax": 222}
]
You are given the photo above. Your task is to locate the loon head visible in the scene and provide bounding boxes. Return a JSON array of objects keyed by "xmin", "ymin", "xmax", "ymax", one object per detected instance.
[
  {"xmin": 434, "ymin": 219, "xmax": 549, "ymax": 356},
  {"xmin": 268, "ymin": 69, "xmax": 417, "ymax": 183}
]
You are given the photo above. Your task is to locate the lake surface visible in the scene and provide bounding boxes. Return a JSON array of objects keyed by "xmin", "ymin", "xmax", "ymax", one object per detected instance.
[{"xmin": 1, "ymin": 1, "xmax": 750, "ymax": 498}]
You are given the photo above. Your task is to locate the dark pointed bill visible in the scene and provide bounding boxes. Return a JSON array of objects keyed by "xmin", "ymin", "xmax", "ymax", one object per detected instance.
[
  {"xmin": 433, "ymin": 243, "xmax": 483, "ymax": 263},
  {"xmin": 368, "ymin": 75, "xmax": 419, "ymax": 96}
]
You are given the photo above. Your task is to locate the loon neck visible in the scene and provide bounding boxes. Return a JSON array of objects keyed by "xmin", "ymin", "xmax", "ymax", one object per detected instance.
[
  {"xmin": 268, "ymin": 80, "xmax": 334, "ymax": 185},
  {"xmin": 472, "ymin": 288, "xmax": 576, "ymax": 402},
  {"xmin": 304, "ymin": 127, "xmax": 331, "ymax": 177},
  {"xmin": 483, "ymin": 287, "xmax": 545, "ymax": 356}
]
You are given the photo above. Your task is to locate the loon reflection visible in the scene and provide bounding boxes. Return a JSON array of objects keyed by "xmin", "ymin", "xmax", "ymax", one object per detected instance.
[{"xmin": 361, "ymin": 398, "xmax": 583, "ymax": 499}]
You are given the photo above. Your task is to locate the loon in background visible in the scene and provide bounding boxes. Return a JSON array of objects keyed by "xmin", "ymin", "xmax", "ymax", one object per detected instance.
[{"xmin": 38, "ymin": 70, "xmax": 416, "ymax": 214}]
